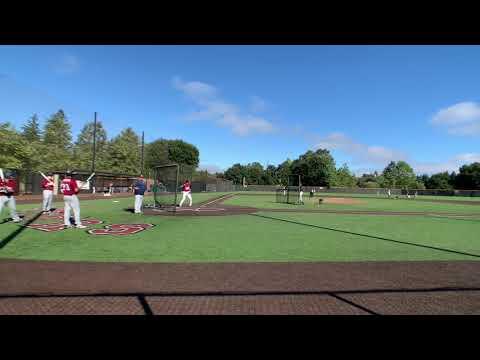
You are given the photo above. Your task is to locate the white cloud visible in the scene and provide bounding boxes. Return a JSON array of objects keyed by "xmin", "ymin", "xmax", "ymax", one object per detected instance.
[
  {"xmin": 313, "ymin": 132, "xmax": 407, "ymax": 165},
  {"xmin": 54, "ymin": 54, "xmax": 80, "ymax": 74},
  {"xmin": 413, "ymin": 153, "xmax": 480, "ymax": 174},
  {"xmin": 312, "ymin": 131, "xmax": 480, "ymax": 175},
  {"xmin": 173, "ymin": 77, "xmax": 275, "ymax": 136},
  {"xmin": 431, "ymin": 102, "xmax": 480, "ymax": 136}
]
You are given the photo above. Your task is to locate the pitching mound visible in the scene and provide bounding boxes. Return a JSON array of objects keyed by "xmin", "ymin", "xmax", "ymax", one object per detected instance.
[{"xmin": 320, "ymin": 197, "xmax": 365, "ymax": 205}]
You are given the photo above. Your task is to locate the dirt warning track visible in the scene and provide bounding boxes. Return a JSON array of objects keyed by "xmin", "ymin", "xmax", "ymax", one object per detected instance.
[{"xmin": 0, "ymin": 259, "xmax": 479, "ymax": 315}]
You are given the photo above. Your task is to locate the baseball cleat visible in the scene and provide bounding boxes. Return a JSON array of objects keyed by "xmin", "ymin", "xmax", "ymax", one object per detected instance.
[
  {"xmin": 64, "ymin": 225, "xmax": 73, "ymax": 229},
  {"xmin": 76, "ymin": 225, "xmax": 87, "ymax": 229}
]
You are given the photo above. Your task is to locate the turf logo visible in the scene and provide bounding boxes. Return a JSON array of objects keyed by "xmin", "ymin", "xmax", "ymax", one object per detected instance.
[
  {"xmin": 27, "ymin": 216, "xmax": 103, "ymax": 232},
  {"xmin": 81, "ymin": 218, "xmax": 104, "ymax": 226},
  {"xmin": 26, "ymin": 223, "xmax": 66, "ymax": 232},
  {"xmin": 88, "ymin": 224, "xmax": 154, "ymax": 236}
]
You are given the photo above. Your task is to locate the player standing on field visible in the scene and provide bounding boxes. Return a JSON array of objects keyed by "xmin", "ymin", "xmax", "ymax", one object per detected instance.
[
  {"xmin": 61, "ymin": 171, "xmax": 86, "ymax": 229},
  {"xmin": 41, "ymin": 173, "xmax": 54, "ymax": 214},
  {"xmin": 133, "ymin": 175, "xmax": 146, "ymax": 214},
  {"xmin": 179, "ymin": 179, "xmax": 192, "ymax": 207},
  {"xmin": 0, "ymin": 171, "xmax": 21, "ymax": 223},
  {"xmin": 299, "ymin": 186, "xmax": 305, "ymax": 205}
]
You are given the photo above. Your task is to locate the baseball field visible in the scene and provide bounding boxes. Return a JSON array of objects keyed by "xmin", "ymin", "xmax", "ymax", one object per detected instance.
[{"xmin": 1, "ymin": 192, "xmax": 479, "ymax": 315}]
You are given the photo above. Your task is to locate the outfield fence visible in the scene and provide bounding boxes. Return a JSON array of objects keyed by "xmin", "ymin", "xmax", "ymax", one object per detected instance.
[{"xmin": 230, "ymin": 184, "xmax": 480, "ymax": 197}]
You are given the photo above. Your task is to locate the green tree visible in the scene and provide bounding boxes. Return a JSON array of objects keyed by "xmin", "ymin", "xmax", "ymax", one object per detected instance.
[
  {"xmin": 417, "ymin": 174, "xmax": 430, "ymax": 187},
  {"xmin": 381, "ymin": 161, "xmax": 416, "ymax": 189},
  {"xmin": 424, "ymin": 172, "xmax": 453, "ymax": 190},
  {"xmin": 276, "ymin": 159, "xmax": 292, "ymax": 185},
  {"xmin": 167, "ymin": 140, "xmax": 199, "ymax": 167},
  {"xmin": 290, "ymin": 149, "xmax": 337, "ymax": 186},
  {"xmin": 396, "ymin": 161, "xmax": 417, "ymax": 189},
  {"xmin": 72, "ymin": 120, "xmax": 108, "ymax": 171},
  {"xmin": 145, "ymin": 138, "xmax": 200, "ymax": 179},
  {"xmin": 382, "ymin": 161, "xmax": 398, "ymax": 188},
  {"xmin": 145, "ymin": 139, "xmax": 169, "ymax": 171},
  {"xmin": 245, "ymin": 162, "xmax": 265, "ymax": 185},
  {"xmin": 42, "ymin": 110, "xmax": 73, "ymax": 170},
  {"xmin": 106, "ymin": 128, "xmax": 141, "ymax": 174},
  {"xmin": 224, "ymin": 163, "xmax": 248, "ymax": 184},
  {"xmin": 455, "ymin": 162, "xmax": 480, "ymax": 190},
  {"xmin": 167, "ymin": 139, "xmax": 200, "ymax": 179},
  {"xmin": 21, "ymin": 114, "xmax": 41, "ymax": 142},
  {"xmin": 357, "ymin": 172, "xmax": 382, "ymax": 188},
  {"xmin": 334, "ymin": 163, "xmax": 357, "ymax": 187},
  {"xmin": 0, "ymin": 122, "xmax": 36, "ymax": 169},
  {"xmin": 263, "ymin": 165, "xmax": 277, "ymax": 185},
  {"xmin": 20, "ymin": 114, "xmax": 44, "ymax": 171}
]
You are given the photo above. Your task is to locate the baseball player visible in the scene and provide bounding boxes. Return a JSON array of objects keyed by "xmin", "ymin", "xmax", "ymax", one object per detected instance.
[
  {"xmin": 60, "ymin": 171, "xmax": 86, "ymax": 229},
  {"xmin": 133, "ymin": 175, "xmax": 146, "ymax": 214},
  {"xmin": 0, "ymin": 171, "xmax": 21, "ymax": 223},
  {"xmin": 41, "ymin": 173, "xmax": 54, "ymax": 214},
  {"xmin": 299, "ymin": 186, "xmax": 305, "ymax": 205},
  {"xmin": 179, "ymin": 179, "xmax": 192, "ymax": 207}
]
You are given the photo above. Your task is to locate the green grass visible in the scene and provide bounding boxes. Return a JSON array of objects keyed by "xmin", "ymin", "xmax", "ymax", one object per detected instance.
[
  {"xmin": 255, "ymin": 211, "xmax": 480, "ymax": 257},
  {"xmin": 225, "ymin": 194, "xmax": 480, "ymax": 214},
  {"xmin": 0, "ymin": 192, "xmax": 479, "ymax": 263}
]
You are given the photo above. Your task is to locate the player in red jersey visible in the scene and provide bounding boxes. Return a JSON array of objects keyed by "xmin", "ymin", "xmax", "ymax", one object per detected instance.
[
  {"xmin": 179, "ymin": 179, "xmax": 192, "ymax": 207},
  {"xmin": 0, "ymin": 171, "xmax": 21, "ymax": 223},
  {"xmin": 41, "ymin": 173, "xmax": 55, "ymax": 214},
  {"xmin": 60, "ymin": 171, "xmax": 86, "ymax": 229}
]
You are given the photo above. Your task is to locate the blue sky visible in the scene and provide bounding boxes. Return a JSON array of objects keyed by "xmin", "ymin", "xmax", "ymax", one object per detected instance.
[{"xmin": 1, "ymin": 45, "xmax": 479, "ymax": 175}]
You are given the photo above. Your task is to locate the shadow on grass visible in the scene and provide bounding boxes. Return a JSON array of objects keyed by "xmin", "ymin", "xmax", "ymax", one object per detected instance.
[
  {"xmin": 0, "ymin": 211, "xmax": 43, "ymax": 250},
  {"xmin": 250, "ymin": 213, "xmax": 480, "ymax": 259}
]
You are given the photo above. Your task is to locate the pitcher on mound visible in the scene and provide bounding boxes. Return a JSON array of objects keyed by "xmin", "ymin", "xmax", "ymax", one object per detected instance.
[{"xmin": 179, "ymin": 179, "xmax": 192, "ymax": 207}]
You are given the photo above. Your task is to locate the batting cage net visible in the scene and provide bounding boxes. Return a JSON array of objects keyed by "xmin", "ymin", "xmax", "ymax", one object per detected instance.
[
  {"xmin": 276, "ymin": 175, "xmax": 303, "ymax": 204},
  {"xmin": 151, "ymin": 164, "xmax": 180, "ymax": 211}
]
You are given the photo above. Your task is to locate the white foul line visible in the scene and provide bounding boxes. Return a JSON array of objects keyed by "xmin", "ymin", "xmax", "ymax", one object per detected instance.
[{"xmin": 199, "ymin": 194, "xmax": 232, "ymax": 208}]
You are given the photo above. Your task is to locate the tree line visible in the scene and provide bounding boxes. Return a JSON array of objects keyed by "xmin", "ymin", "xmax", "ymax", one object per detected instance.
[
  {"xmin": 0, "ymin": 110, "xmax": 200, "ymax": 178},
  {"xmin": 222, "ymin": 149, "xmax": 480, "ymax": 190},
  {"xmin": 3, "ymin": 110, "xmax": 478, "ymax": 190}
]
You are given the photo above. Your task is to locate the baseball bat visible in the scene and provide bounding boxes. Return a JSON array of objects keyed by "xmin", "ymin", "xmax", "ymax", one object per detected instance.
[
  {"xmin": 39, "ymin": 171, "xmax": 54, "ymax": 185},
  {"xmin": 86, "ymin": 172, "xmax": 95, "ymax": 182},
  {"xmin": 0, "ymin": 168, "xmax": 4, "ymax": 181},
  {"xmin": 39, "ymin": 171, "xmax": 49, "ymax": 181}
]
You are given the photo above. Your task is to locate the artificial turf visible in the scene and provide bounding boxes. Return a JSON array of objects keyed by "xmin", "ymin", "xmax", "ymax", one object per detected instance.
[
  {"xmin": 0, "ymin": 192, "xmax": 479, "ymax": 263},
  {"xmin": 224, "ymin": 194, "xmax": 480, "ymax": 214}
]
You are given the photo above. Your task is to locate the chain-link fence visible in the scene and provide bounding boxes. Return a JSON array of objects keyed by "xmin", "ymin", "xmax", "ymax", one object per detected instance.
[{"xmin": 229, "ymin": 185, "xmax": 480, "ymax": 198}]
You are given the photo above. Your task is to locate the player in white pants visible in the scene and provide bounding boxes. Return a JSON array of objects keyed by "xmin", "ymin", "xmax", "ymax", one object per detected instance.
[
  {"xmin": 41, "ymin": 174, "xmax": 54, "ymax": 213},
  {"xmin": 179, "ymin": 180, "xmax": 192, "ymax": 207},
  {"xmin": 0, "ymin": 173, "xmax": 21, "ymax": 222},
  {"xmin": 61, "ymin": 172, "xmax": 86, "ymax": 229},
  {"xmin": 299, "ymin": 187, "xmax": 304, "ymax": 205},
  {"xmin": 133, "ymin": 175, "xmax": 146, "ymax": 214}
]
